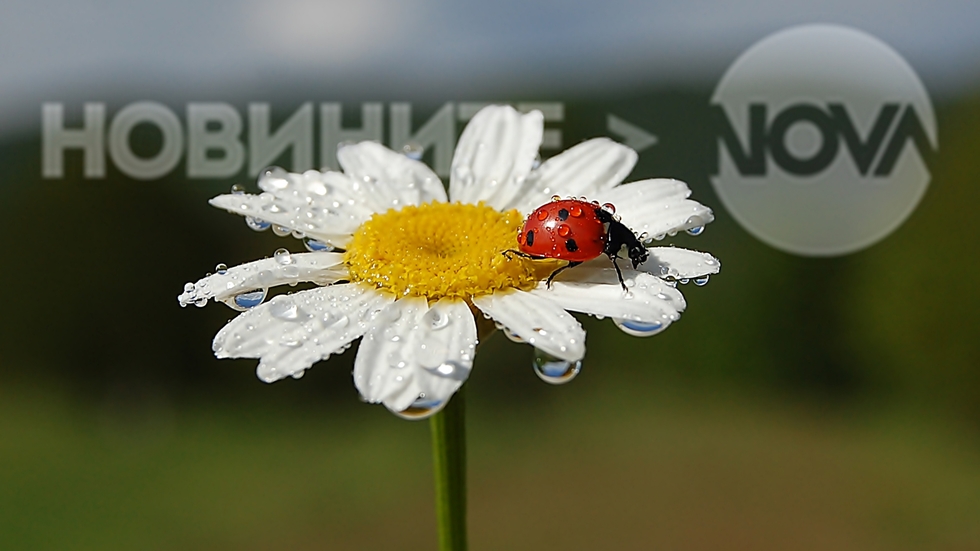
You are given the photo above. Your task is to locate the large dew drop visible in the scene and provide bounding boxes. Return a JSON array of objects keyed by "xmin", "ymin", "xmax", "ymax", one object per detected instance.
[
  {"xmin": 392, "ymin": 396, "xmax": 448, "ymax": 420},
  {"xmin": 232, "ymin": 289, "xmax": 267, "ymax": 310},
  {"xmin": 614, "ymin": 318, "xmax": 666, "ymax": 337},
  {"xmin": 532, "ymin": 349, "xmax": 581, "ymax": 385}
]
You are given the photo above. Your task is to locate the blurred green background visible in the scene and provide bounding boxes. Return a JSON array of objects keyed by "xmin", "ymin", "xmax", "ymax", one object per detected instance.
[
  {"xmin": 2, "ymin": 1, "xmax": 980, "ymax": 547},
  {"xmin": 1, "ymin": 89, "xmax": 978, "ymax": 550}
]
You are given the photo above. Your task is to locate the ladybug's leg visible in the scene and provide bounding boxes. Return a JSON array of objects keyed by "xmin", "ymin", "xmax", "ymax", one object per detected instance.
[
  {"xmin": 502, "ymin": 249, "xmax": 543, "ymax": 260},
  {"xmin": 546, "ymin": 261, "xmax": 581, "ymax": 288},
  {"xmin": 607, "ymin": 253, "xmax": 628, "ymax": 292}
]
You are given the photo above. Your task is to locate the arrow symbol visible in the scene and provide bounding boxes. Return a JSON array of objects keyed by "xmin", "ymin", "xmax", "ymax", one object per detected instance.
[{"xmin": 607, "ymin": 114, "xmax": 658, "ymax": 152}]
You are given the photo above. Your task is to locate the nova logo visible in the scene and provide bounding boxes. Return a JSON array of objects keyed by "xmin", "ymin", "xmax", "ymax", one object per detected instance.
[
  {"xmin": 711, "ymin": 25, "xmax": 938, "ymax": 256},
  {"xmin": 717, "ymin": 102, "xmax": 933, "ymax": 177}
]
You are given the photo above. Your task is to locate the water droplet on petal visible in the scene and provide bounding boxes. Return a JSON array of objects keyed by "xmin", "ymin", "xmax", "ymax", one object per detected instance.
[
  {"xmin": 261, "ymin": 166, "xmax": 290, "ymax": 190},
  {"xmin": 291, "ymin": 370, "xmax": 305, "ymax": 379},
  {"xmin": 215, "ymin": 263, "xmax": 228, "ymax": 275},
  {"xmin": 272, "ymin": 225, "xmax": 291, "ymax": 237},
  {"xmin": 694, "ymin": 275, "xmax": 710, "ymax": 286},
  {"xmin": 433, "ymin": 362, "xmax": 457, "ymax": 377},
  {"xmin": 304, "ymin": 239, "xmax": 334, "ymax": 252},
  {"xmin": 495, "ymin": 322, "xmax": 525, "ymax": 343},
  {"xmin": 246, "ymin": 217, "xmax": 271, "ymax": 231},
  {"xmin": 532, "ymin": 349, "xmax": 581, "ymax": 385},
  {"xmin": 387, "ymin": 351, "xmax": 408, "ymax": 369},
  {"xmin": 602, "ymin": 203, "xmax": 616, "ymax": 214},
  {"xmin": 402, "ymin": 141, "xmax": 424, "ymax": 161},
  {"xmin": 685, "ymin": 216, "xmax": 704, "ymax": 235},
  {"xmin": 231, "ymin": 183, "xmax": 245, "ymax": 195},
  {"xmin": 392, "ymin": 396, "xmax": 447, "ymax": 420},
  {"xmin": 274, "ymin": 248, "xmax": 293, "ymax": 265},
  {"xmin": 232, "ymin": 289, "xmax": 267, "ymax": 310},
  {"xmin": 424, "ymin": 308, "xmax": 450, "ymax": 330},
  {"xmin": 614, "ymin": 318, "xmax": 666, "ymax": 337},
  {"xmin": 269, "ymin": 298, "xmax": 301, "ymax": 321}
]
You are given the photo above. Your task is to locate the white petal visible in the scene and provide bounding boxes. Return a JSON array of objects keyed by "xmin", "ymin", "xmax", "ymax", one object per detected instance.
[
  {"xmin": 472, "ymin": 289, "xmax": 585, "ymax": 361},
  {"xmin": 508, "ymin": 138, "xmax": 637, "ymax": 213},
  {"xmin": 531, "ymin": 270, "xmax": 685, "ymax": 327},
  {"xmin": 211, "ymin": 169, "xmax": 377, "ymax": 246},
  {"xmin": 449, "ymin": 105, "xmax": 543, "ymax": 209},
  {"xmin": 414, "ymin": 299, "xmax": 478, "ymax": 406},
  {"xmin": 593, "ymin": 178, "xmax": 715, "ymax": 239},
  {"xmin": 337, "ymin": 141, "xmax": 448, "ymax": 206},
  {"xmin": 353, "ymin": 298, "xmax": 427, "ymax": 406},
  {"xmin": 640, "ymin": 247, "xmax": 721, "ymax": 280},
  {"xmin": 354, "ymin": 298, "xmax": 477, "ymax": 412},
  {"xmin": 212, "ymin": 284, "xmax": 394, "ymax": 383},
  {"xmin": 178, "ymin": 252, "xmax": 346, "ymax": 308}
]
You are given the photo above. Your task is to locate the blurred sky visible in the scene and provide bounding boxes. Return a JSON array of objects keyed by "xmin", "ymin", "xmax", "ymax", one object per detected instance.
[{"xmin": 1, "ymin": 0, "xmax": 978, "ymax": 136}]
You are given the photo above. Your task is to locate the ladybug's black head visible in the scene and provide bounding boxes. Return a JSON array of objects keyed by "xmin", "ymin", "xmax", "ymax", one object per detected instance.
[{"xmin": 595, "ymin": 207, "xmax": 649, "ymax": 269}]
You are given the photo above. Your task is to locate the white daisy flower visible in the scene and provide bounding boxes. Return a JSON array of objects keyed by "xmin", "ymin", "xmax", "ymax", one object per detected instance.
[{"xmin": 178, "ymin": 105, "xmax": 720, "ymax": 419}]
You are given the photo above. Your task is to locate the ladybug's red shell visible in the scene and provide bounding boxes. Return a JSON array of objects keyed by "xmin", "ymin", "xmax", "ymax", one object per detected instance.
[{"xmin": 518, "ymin": 199, "xmax": 607, "ymax": 262}]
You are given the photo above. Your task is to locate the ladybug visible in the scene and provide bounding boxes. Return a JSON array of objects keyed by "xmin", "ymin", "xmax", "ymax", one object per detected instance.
[{"xmin": 506, "ymin": 198, "xmax": 649, "ymax": 290}]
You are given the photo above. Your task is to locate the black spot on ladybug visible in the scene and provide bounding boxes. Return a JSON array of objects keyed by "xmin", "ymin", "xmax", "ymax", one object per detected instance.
[
  {"xmin": 565, "ymin": 238, "xmax": 578, "ymax": 252},
  {"xmin": 558, "ymin": 208, "xmax": 570, "ymax": 221},
  {"xmin": 526, "ymin": 230, "xmax": 535, "ymax": 246}
]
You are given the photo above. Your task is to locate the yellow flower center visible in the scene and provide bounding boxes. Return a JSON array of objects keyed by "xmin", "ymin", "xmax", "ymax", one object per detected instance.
[{"xmin": 344, "ymin": 202, "xmax": 557, "ymax": 300}]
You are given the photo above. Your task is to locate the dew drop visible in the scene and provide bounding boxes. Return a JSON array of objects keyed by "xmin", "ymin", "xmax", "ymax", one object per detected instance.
[
  {"xmin": 215, "ymin": 263, "xmax": 228, "ymax": 275},
  {"xmin": 496, "ymin": 322, "xmax": 525, "ymax": 343},
  {"xmin": 614, "ymin": 318, "xmax": 666, "ymax": 337},
  {"xmin": 694, "ymin": 275, "xmax": 710, "ymax": 286},
  {"xmin": 532, "ymin": 349, "xmax": 581, "ymax": 385},
  {"xmin": 387, "ymin": 352, "xmax": 408, "ymax": 370},
  {"xmin": 261, "ymin": 166, "xmax": 290, "ymax": 190},
  {"xmin": 274, "ymin": 248, "xmax": 293, "ymax": 265},
  {"xmin": 685, "ymin": 216, "xmax": 704, "ymax": 235},
  {"xmin": 230, "ymin": 183, "xmax": 245, "ymax": 195},
  {"xmin": 304, "ymin": 239, "xmax": 334, "ymax": 252},
  {"xmin": 291, "ymin": 370, "xmax": 305, "ymax": 379},
  {"xmin": 424, "ymin": 308, "xmax": 450, "ymax": 330},
  {"xmin": 392, "ymin": 396, "xmax": 447, "ymax": 420},
  {"xmin": 602, "ymin": 202, "xmax": 616, "ymax": 214},
  {"xmin": 232, "ymin": 289, "xmax": 267, "ymax": 310},
  {"xmin": 402, "ymin": 141, "xmax": 424, "ymax": 161},
  {"xmin": 269, "ymin": 298, "xmax": 301, "ymax": 321},
  {"xmin": 246, "ymin": 217, "xmax": 271, "ymax": 231},
  {"xmin": 433, "ymin": 362, "xmax": 456, "ymax": 376},
  {"xmin": 272, "ymin": 225, "xmax": 291, "ymax": 237}
]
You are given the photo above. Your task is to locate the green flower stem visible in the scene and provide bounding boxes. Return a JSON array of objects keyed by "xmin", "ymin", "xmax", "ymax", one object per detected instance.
[{"xmin": 429, "ymin": 385, "xmax": 467, "ymax": 551}]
